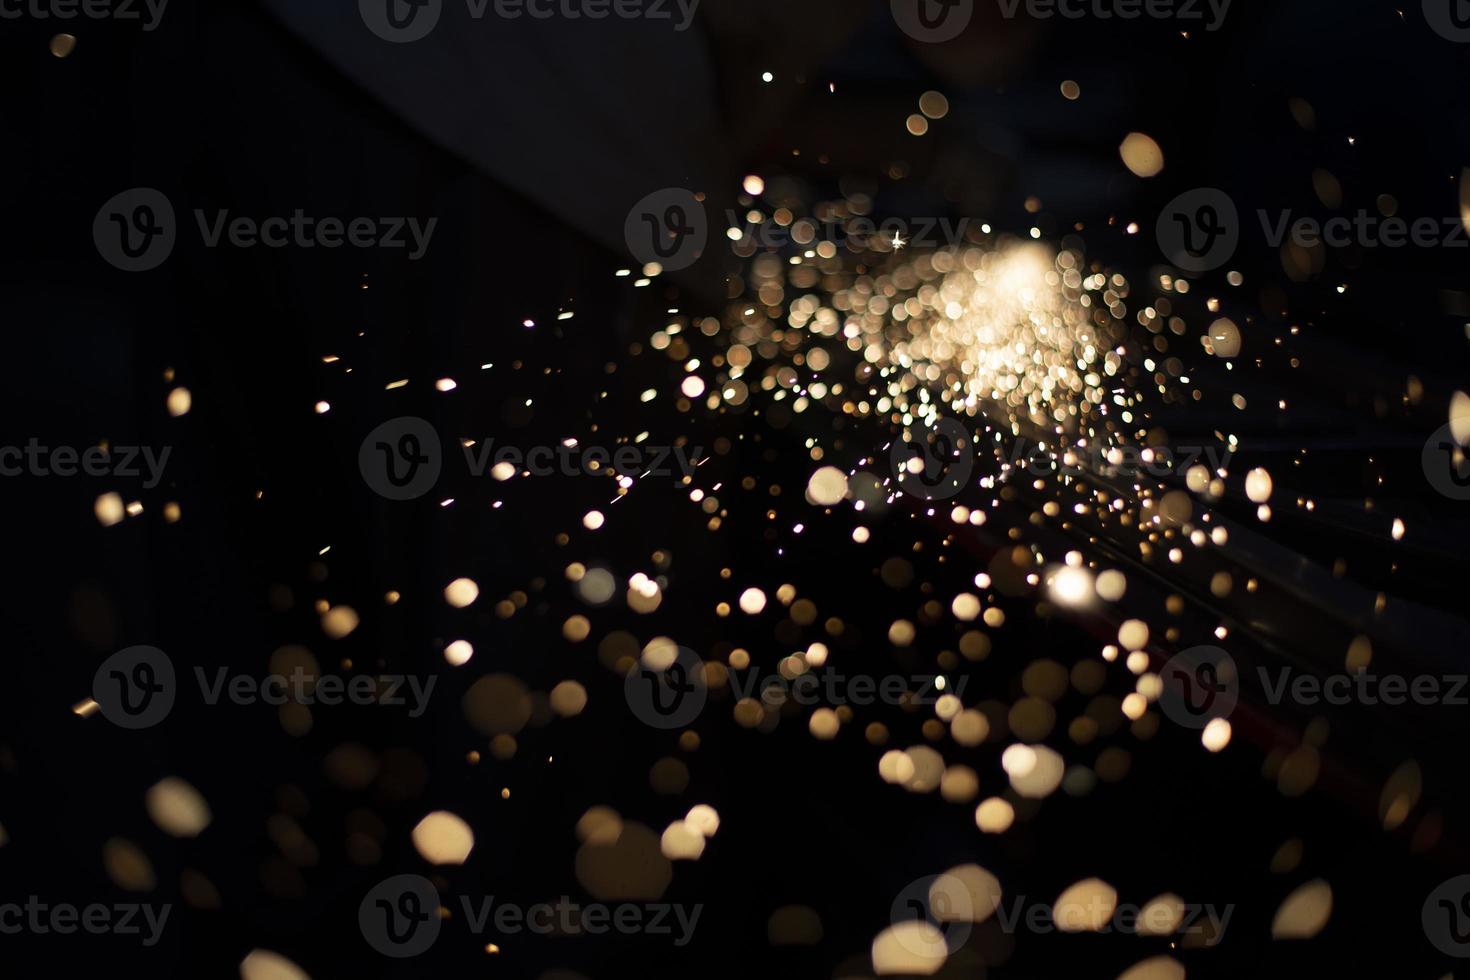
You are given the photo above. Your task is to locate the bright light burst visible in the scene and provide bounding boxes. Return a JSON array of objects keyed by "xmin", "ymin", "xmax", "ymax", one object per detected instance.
[{"xmin": 880, "ymin": 242, "xmax": 1125, "ymax": 431}]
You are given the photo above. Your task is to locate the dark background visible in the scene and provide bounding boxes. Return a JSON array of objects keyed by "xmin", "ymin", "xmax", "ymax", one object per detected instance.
[{"xmin": 2, "ymin": 1, "xmax": 1469, "ymax": 976}]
